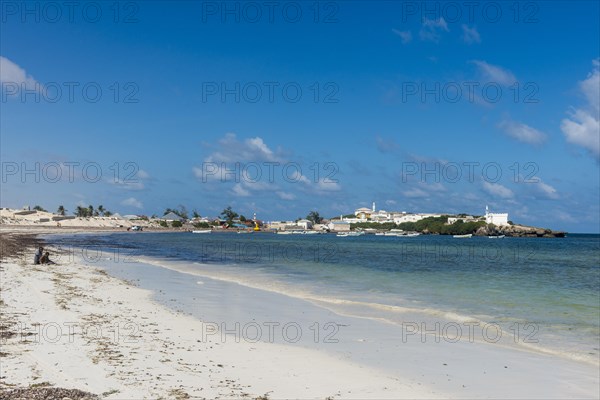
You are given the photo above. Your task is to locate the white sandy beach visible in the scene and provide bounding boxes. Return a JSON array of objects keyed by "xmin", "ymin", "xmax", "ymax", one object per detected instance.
[
  {"xmin": 0, "ymin": 232, "xmax": 441, "ymax": 399},
  {"xmin": 1, "ymin": 228, "xmax": 599, "ymax": 399}
]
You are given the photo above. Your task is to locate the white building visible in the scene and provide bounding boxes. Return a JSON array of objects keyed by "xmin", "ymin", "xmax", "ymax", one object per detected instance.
[
  {"xmin": 296, "ymin": 219, "xmax": 313, "ymax": 230},
  {"xmin": 328, "ymin": 220, "xmax": 351, "ymax": 232},
  {"xmin": 392, "ymin": 213, "xmax": 441, "ymax": 224},
  {"xmin": 354, "ymin": 202, "xmax": 375, "ymax": 219},
  {"xmin": 371, "ymin": 205, "xmax": 391, "ymax": 222},
  {"xmin": 485, "ymin": 206, "xmax": 509, "ymax": 226}
]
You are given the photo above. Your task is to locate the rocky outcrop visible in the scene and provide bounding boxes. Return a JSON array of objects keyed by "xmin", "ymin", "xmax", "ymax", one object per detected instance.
[{"xmin": 475, "ymin": 224, "xmax": 566, "ymax": 238}]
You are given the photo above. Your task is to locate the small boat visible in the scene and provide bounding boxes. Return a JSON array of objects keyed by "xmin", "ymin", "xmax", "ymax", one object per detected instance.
[
  {"xmin": 192, "ymin": 230, "xmax": 211, "ymax": 234},
  {"xmin": 453, "ymin": 234, "xmax": 472, "ymax": 238},
  {"xmin": 337, "ymin": 231, "xmax": 364, "ymax": 237},
  {"xmin": 403, "ymin": 232, "xmax": 421, "ymax": 237},
  {"xmin": 277, "ymin": 231, "xmax": 293, "ymax": 235},
  {"xmin": 488, "ymin": 235, "xmax": 505, "ymax": 239}
]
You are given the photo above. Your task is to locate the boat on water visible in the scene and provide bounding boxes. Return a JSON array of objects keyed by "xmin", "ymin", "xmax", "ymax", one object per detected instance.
[
  {"xmin": 488, "ymin": 235, "xmax": 506, "ymax": 239},
  {"xmin": 192, "ymin": 230, "xmax": 211, "ymax": 234},
  {"xmin": 276, "ymin": 231, "xmax": 293, "ymax": 235},
  {"xmin": 453, "ymin": 234, "xmax": 473, "ymax": 238},
  {"xmin": 337, "ymin": 231, "xmax": 364, "ymax": 237},
  {"xmin": 380, "ymin": 230, "xmax": 420, "ymax": 237}
]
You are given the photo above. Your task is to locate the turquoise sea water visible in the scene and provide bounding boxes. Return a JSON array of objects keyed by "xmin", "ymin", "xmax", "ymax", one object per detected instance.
[{"xmin": 49, "ymin": 232, "xmax": 600, "ymax": 365}]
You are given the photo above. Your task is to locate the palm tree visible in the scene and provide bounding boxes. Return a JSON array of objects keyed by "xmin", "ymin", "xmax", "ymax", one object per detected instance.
[
  {"xmin": 88, "ymin": 205, "xmax": 94, "ymax": 217},
  {"xmin": 57, "ymin": 205, "xmax": 66, "ymax": 216},
  {"xmin": 98, "ymin": 205, "xmax": 105, "ymax": 216}
]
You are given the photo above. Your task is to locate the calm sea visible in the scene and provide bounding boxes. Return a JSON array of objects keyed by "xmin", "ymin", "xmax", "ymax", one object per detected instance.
[{"xmin": 48, "ymin": 231, "xmax": 600, "ymax": 365}]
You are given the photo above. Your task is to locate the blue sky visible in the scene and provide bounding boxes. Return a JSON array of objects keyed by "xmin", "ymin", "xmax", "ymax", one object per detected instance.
[{"xmin": 1, "ymin": 1, "xmax": 599, "ymax": 232}]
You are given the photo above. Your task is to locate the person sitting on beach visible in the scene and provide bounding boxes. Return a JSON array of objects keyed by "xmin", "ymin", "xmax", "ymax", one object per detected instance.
[
  {"xmin": 34, "ymin": 246, "xmax": 43, "ymax": 264},
  {"xmin": 39, "ymin": 251, "xmax": 56, "ymax": 265}
]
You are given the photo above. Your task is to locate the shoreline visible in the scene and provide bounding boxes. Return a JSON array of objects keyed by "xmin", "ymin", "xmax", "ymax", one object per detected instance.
[
  {"xmin": 0, "ymin": 230, "xmax": 443, "ymax": 399},
  {"xmin": 1, "ymin": 229, "xmax": 599, "ymax": 399}
]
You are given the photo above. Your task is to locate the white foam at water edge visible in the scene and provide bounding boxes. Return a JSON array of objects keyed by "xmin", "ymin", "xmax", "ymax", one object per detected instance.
[{"xmin": 196, "ymin": 281, "xmax": 204, "ymax": 285}]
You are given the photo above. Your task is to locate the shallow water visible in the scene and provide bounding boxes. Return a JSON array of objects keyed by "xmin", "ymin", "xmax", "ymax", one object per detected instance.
[{"xmin": 48, "ymin": 231, "xmax": 600, "ymax": 365}]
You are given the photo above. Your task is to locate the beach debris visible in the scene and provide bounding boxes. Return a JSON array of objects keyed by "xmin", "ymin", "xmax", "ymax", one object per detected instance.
[{"xmin": 0, "ymin": 387, "xmax": 100, "ymax": 400}]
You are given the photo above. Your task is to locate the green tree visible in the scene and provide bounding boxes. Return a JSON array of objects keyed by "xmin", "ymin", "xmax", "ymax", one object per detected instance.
[
  {"xmin": 307, "ymin": 211, "xmax": 323, "ymax": 224},
  {"xmin": 33, "ymin": 205, "xmax": 47, "ymax": 212},
  {"xmin": 220, "ymin": 206, "xmax": 239, "ymax": 224},
  {"xmin": 104, "ymin": 210, "xmax": 113, "ymax": 217},
  {"xmin": 163, "ymin": 206, "xmax": 189, "ymax": 220},
  {"xmin": 239, "ymin": 215, "xmax": 247, "ymax": 222},
  {"xmin": 57, "ymin": 205, "xmax": 66, "ymax": 216},
  {"xmin": 171, "ymin": 220, "xmax": 183, "ymax": 228},
  {"xmin": 88, "ymin": 205, "xmax": 94, "ymax": 217},
  {"xmin": 178, "ymin": 205, "xmax": 189, "ymax": 220},
  {"xmin": 192, "ymin": 209, "xmax": 200, "ymax": 219},
  {"xmin": 97, "ymin": 205, "xmax": 105, "ymax": 216}
]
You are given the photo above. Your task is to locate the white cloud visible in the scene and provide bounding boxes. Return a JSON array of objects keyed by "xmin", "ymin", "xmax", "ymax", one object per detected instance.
[
  {"xmin": 137, "ymin": 169, "xmax": 150, "ymax": 179},
  {"xmin": 498, "ymin": 119, "xmax": 547, "ymax": 145},
  {"xmin": 561, "ymin": 60, "xmax": 600, "ymax": 161},
  {"xmin": 520, "ymin": 179, "xmax": 559, "ymax": 200},
  {"xmin": 204, "ymin": 133, "xmax": 282, "ymax": 164},
  {"xmin": 276, "ymin": 191, "xmax": 296, "ymax": 200},
  {"xmin": 0, "ymin": 56, "xmax": 41, "ymax": 93},
  {"xmin": 534, "ymin": 181, "xmax": 559, "ymax": 199},
  {"xmin": 403, "ymin": 188, "xmax": 428, "ymax": 198},
  {"xmin": 232, "ymin": 183, "xmax": 251, "ymax": 197},
  {"xmin": 471, "ymin": 60, "xmax": 517, "ymax": 86},
  {"xmin": 482, "ymin": 181, "xmax": 514, "ymax": 199},
  {"xmin": 314, "ymin": 178, "xmax": 341, "ymax": 192},
  {"xmin": 402, "ymin": 182, "xmax": 446, "ymax": 198},
  {"xmin": 375, "ymin": 135, "xmax": 401, "ymax": 154},
  {"xmin": 581, "ymin": 59, "xmax": 599, "ymax": 110},
  {"xmin": 195, "ymin": 133, "xmax": 285, "ymax": 183},
  {"xmin": 109, "ymin": 178, "xmax": 145, "ymax": 190},
  {"xmin": 385, "ymin": 199, "xmax": 397, "ymax": 206},
  {"xmin": 461, "ymin": 24, "xmax": 481, "ymax": 44},
  {"xmin": 556, "ymin": 210, "xmax": 576, "ymax": 222},
  {"xmin": 121, "ymin": 197, "xmax": 143, "ymax": 209},
  {"xmin": 419, "ymin": 18, "xmax": 449, "ymax": 43},
  {"xmin": 392, "ymin": 29, "xmax": 412, "ymax": 44}
]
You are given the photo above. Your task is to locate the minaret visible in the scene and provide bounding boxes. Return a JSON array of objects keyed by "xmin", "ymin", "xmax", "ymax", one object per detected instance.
[{"xmin": 372, "ymin": 202, "xmax": 376, "ymax": 212}]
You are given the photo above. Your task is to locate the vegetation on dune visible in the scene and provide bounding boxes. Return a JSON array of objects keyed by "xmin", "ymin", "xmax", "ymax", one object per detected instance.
[
  {"xmin": 73, "ymin": 204, "xmax": 112, "ymax": 217},
  {"xmin": 351, "ymin": 216, "xmax": 486, "ymax": 235}
]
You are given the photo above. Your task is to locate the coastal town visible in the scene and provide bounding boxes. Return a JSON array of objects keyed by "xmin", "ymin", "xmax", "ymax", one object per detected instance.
[{"xmin": 0, "ymin": 203, "xmax": 565, "ymax": 238}]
